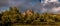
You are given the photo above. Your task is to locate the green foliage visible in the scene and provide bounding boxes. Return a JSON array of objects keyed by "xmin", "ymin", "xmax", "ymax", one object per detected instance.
[{"xmin": 0, "ymin": 7, "xmax": 60, "ymax": 26}]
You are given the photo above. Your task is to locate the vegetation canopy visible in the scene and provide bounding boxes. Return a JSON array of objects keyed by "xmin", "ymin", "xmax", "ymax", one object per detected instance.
[{"xmin": 0, "ymin": 7, "xmax": 60, "ymax": 26}]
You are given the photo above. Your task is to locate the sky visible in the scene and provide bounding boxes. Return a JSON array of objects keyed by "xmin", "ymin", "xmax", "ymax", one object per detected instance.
[{"xmin": 0, "ymin": 0, "xmax": 60, "ymax": 14}]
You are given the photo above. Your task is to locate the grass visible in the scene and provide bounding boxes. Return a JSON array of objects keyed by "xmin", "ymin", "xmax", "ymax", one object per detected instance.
[{"xmin": 12, "ymin": 22, "xmax": 60, "ymax": 26}]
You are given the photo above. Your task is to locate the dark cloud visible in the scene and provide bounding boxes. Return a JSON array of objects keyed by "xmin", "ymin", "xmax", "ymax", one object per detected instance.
[
  {"xmin": 0, "ymin": 3, "xmax": 8, "ymax": 7},
  {"xmin": 0, "ymin": 0, "xmax": 9, "ymax": 12},
  {"xmin": 0, "ymin": 0, "xmax": 8, "ymax": 7}
]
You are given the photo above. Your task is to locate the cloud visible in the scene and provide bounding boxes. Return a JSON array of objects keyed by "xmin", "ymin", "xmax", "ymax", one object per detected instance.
[
  {"xmin": 42, "ymin": 0, "xmax": 59, "ymax": 3},
  {"xmin": 47, "ymin": 7, "xmax": 60, "ymax": 14},
  {"xmin": 42, "ymin": 2, "xmax": 60, "ymax": 13},
  {"xmin": 0, "ymin": 0, "xmax": 8, "ymax": 7},
  {"xmin": 9, "ymin": 0, "xmax": 40, "ymax": 6},
  {"xmin": 0, "ymin": 0, "xmax": 60, "ymax": 14},
  {"xmin": 0, "ymin": 7, "xmax": 9, "ymax": 12},
  {"xmin": 8, "ymin": 0, "xmax": 41, "ymax": 11},
  {"xmin": 8, "ymin": 0, "xmax": 60, "ymax": 13},
  {"xmin": 0, "ymin": 0, "xmax": 9, "ymax": 12},
  {"xmin": 51, "ymin": 7, "xmax": 60, "ymax": 12}
]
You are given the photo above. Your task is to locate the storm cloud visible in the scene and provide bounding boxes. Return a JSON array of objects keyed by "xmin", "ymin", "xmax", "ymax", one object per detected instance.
[{"xmin": 0, "ymin": 0, "xmax": 60, "ymax": 14}]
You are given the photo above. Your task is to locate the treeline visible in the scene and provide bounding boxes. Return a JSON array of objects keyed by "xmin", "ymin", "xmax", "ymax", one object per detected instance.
[{"xmin": 0, "ymin": 7, "xmax": 60, "ymax": 26}]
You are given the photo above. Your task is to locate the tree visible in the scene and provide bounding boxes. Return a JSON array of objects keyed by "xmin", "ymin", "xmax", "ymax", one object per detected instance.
[
  {"xmin": 1, "ymin": 6, "xmax": 21, "ymax": 25},
  {"xmin": 9, "ymin": 7, "xmax": 19, "ymax": 14},
  {"xmin": 0, "ymin": 13, "xmax": 2, "ymax": 21}
]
